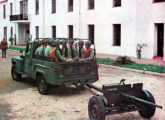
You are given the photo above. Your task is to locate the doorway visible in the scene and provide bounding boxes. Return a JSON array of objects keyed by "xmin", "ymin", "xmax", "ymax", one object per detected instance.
[
  {"xmin": 18, "ymin": 23, "xmax": 30, "ymax": 44},
  {"xmin": 157, "ymin": 24, "xmax": 164, "ymax": 57}
]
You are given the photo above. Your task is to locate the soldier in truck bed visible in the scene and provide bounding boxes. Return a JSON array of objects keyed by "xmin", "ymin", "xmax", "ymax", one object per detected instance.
[
  {"xmin": 78, "ymin": 40, "xmax": 85, "ymax": 59},
  {"xmin": 49, "ymin": 40, "xmax": 72, "ymax": 62},
  {"xmin": 44, "ymin": 39, "xmax": 54, "ymax": 57},
  {"xmin": 35, "ymin": 39, "xmax": 48, "ymax": 56},
  {"xmin": 68, "ymin": 40, "xmax": 77, "ymax": 59},
  {"xmin": 84, "ymin": 41, "xmax": 94, "ymax": 61},
  {"xmin": 60, "ymin": 40, "xmax": 69, "ymax": 59}
]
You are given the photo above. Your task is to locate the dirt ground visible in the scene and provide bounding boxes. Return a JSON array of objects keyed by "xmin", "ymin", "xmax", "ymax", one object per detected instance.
[{"xmin": 0, "ymin": 50, "xmax": 165, "ymax": 120}]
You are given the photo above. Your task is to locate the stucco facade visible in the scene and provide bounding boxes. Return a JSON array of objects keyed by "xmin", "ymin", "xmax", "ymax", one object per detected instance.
[{"xmin": 0, "ymin": 0, "xmax": 165, "ymax": 60}]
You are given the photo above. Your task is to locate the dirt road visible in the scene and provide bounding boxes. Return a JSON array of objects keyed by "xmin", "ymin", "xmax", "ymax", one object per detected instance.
[{"xmin": 0, "ymin": 50, "xmax": 165, "ymax": 120}]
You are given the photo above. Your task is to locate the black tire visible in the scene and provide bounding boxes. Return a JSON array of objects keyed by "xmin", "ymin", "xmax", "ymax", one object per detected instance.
[
  {"xmin": 88, "ymin": 96, "xmax": 105, "ymax": 120},
  {"xmin": 138, "ymin": 90, "xmax": 156, "ymax": 119},
  {"xmin": 11, "ymin": 66, "xmax": 22, "ymax": 81},
  {"xmin": 37, "ymin": 75, "xmax": 48, "ymax": 95}
]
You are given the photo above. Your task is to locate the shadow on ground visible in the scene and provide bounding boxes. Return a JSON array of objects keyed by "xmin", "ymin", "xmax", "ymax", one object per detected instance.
[
  {"xmin": 48, "ymin": 86, "xmax": 86, "ymax": 96},
  {"xmin": 0, "ymin": 77, "xmax": 36, "ymax": 95}
]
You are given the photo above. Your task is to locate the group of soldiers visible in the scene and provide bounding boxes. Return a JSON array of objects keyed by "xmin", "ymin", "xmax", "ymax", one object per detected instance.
[
  {"xmin": 35, "ymin": 39, "xmax": 95, "ymax": 62},
  {"xmin": 0, "ymin": 39, "xmax": 8, "ymax": 58}
]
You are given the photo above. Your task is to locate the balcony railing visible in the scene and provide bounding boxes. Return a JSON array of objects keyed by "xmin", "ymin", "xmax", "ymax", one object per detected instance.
[{"xmin": 10, "ymin": 14, "xmax": 28, "ymax": 21}]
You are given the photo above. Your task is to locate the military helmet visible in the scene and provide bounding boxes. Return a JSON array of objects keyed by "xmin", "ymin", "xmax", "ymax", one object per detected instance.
[
  {"xmin": 61, "ymin": 40, "xmax": 67, "ymax": 44},
  {"xmin": 53, "ymin": 40, "xmax": 60, "ymax": 46},
  {"xmin": 38, "ymin": 40, "xmax": 44, "ymax": 44},
  {"xmin": 78, "ymin": 40, "xmax": 84, "ymax": 45},
  {"xmin": 49, "ymin": 39, "xmax": 54, "ymax": 43},
  {"xmin": 68, "ymin": 40, "xmax": 74, "ymax": 44},
  {"xmin": 85, "ymin": 41, "xmax": 92, "ymax": 46},
  {"xmin": 42, "ymin": 39, "xmax": 48, "ymax": 44}
]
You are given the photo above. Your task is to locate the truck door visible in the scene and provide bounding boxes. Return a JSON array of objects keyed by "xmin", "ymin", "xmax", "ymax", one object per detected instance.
[{"xmin": 24, "ymin": 44, "xmax": 32, "ymax": 76}]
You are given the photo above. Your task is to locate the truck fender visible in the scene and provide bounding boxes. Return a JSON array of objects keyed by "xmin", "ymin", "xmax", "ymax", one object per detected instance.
[{"xmin": 35, "ymin": 70, "xmax": 46, "ymax": 80}]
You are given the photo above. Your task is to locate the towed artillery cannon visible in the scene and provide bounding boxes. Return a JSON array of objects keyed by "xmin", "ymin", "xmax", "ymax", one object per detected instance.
[{"xmin": 84, "ymin": 79, "xmax": 162, "ymax": 120}]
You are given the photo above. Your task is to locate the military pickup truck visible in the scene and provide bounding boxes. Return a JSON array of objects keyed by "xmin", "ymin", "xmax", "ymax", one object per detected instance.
[{"xmin": 11, "ymin": 38, "xmax": 99, "ymax": 95}]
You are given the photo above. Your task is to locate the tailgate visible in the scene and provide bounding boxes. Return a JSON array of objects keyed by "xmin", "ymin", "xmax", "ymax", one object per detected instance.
[{"xmin": 59, "ymin": 61, "xmax": 98, "ymax": 76}]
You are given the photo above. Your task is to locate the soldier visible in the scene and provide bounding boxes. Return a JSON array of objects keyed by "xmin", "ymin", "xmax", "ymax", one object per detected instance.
[
  {"xmin": 84, "ymin": 41, "xmax": 95, "ymax": 61},
  {"xmin": 49, "ymin": 40, "xmax": 69, "ymax": 62},
  {"xmin": 35, "ymin": 39, "xmax": 48, "ymax": 56},
  {"xmin": 60, "ymin": 40, "xmax": 69, "ymax": 59},
  {"xmin": 78, "ymin": 40, "xmax": 85, "ymax": 59},
  {"xmin": 68, "ymin": 40, "xmax": 77, "ymax": 59},
  {"xmin": 0, "ymin": 38, "xmax": 8, "ymax": 58},
  {"xmin": 44, "ymin": 39, "xmax": 54, "ymax": 57}
]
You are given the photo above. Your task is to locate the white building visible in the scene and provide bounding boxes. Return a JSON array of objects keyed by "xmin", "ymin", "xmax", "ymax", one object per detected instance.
[{"xmin": 0, "ymin": 0, "xmax": 165, "ymax": 60}]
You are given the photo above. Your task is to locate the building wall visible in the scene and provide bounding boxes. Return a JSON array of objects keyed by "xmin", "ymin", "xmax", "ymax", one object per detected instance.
[
  {"xmin": 0, "ymin": 0, "xmax": 165, "ymax": 60},
  {"xmin": 79, "ymin": 0, "xmax": 137, "ymax": 57},
  {"xmin": 44, "ymin": 0, "xmax": 80, "ymax": 38},
  {"xmin": 135, "ymin": 0, "xmax": 165, "ymax": 59},
  {"xmin": 0, "ymin": 0, "xmax": 15, "ymax": 43}
]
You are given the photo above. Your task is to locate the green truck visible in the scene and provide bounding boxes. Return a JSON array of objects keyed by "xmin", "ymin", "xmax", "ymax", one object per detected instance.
[{"xmin": 11, "ymin": 39, "xmax": 99, "ymax": 95}]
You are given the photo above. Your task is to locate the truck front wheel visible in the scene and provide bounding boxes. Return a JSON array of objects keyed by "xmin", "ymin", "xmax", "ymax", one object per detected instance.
[
  {"xmin": 37, "ymin": 75, "xmax": 48, "ymax": 95},
  {"xmin": 11, "ymin": 66, "xmax": 22, "ymax": 81}
]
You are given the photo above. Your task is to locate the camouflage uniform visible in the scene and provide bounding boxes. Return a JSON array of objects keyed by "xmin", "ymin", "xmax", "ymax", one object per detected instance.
[
  {"xmin": 60, "ymin": 40, "xmax": 69, "ymax": 58},
  {"xmin": 84, "ymin": 41, "xmax": 95, "ymax": 61},
  {"xmin": 78, "ymin": 40, "xmax": 85, "ymax": 58},
  {"xmin": 68, "ymin": 40, "xmax": 77, "ymax": 59}
]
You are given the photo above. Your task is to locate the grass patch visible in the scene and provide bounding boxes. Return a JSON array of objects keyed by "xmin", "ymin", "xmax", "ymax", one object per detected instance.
[
  {"xmin": 8, "ymin": 46, "xmax": 26, "ymax": 52},
  {"xmin": 96, "ymin": 58, "xmax": 165, "ymax": 73}
]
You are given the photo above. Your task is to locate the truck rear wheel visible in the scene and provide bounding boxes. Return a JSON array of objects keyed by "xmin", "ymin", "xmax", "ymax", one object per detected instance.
[
  {"xmin": 138, "ymin": 90, "xmax": 156, "ymax": 119},
  {"xmin": 37, "ymin": 75, "xmax": 48, "ymax": 95},
  {"xmin": 11, "ymin": 66, "xmax": 22, "ymax": 81},
  {"xmin": 88, "ymin": 96, "xmax": 105, "ymax": 120}
]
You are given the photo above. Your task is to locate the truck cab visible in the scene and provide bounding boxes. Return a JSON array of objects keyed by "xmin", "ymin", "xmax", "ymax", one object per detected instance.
[{"xmin": 11, "ymin": 38, "xmax": 99, "ymax": 95}]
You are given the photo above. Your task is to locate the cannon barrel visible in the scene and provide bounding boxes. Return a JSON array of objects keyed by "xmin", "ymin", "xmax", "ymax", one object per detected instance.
[{"xmin": 122, "ymin": 93, "xmax": 162, "ymax": 109}]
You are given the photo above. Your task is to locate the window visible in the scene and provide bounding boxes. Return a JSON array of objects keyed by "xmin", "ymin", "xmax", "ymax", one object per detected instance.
[
  {"xmin": 68, "ymin": 0, "xmax": 73, "ymax": 12},
  {"xmin": 20, "ymin": 1, "xmax": 23, "ymax": 14},
  {"xmin": 10, "ymin": 3, "xmax": 13, "ymax": 15},
  {"xmin": 68, "ymin": 25, "xmax": 73, "ymax": 38},
  {"xmin": 88, "ymin": 25, "xmax": 95, "ymax": 44},
  {"xmin": 88, "ymin": 0, "xmax": 94, "ymax": 10},
  {"xmin": 113, "ymin": 0, "xmax": 121, "ymax": 7},
  {"xmin": 3, "ymin": 5, "xmax": 6, "ymax": 19},
  {"xmin": 4, "ymin": 27, "xmax": 7, "ymax": 40},
  {"xmin": 154, "ymin": 0, "xmax": 165, "ymax": 2},
  {"xmin": 36, "ymin": 0, "xmax": 39, "ymax": 15},
  {"xmin": 52, "ymin": 26, "xmax": 56, "ymax": 39},
  {"xmin": 11, "ymin": 27, "xmax": 13, "ymax": 37},
  {"xmin": 113, "ymin": 24, "xmax": 121, "ymax": 46},
  {"xmin": 52, "ymin": 0, "xmax": 56, "ymax": 13},
  {"xmin": 36, "ymin": 26, "xmax": 39, "ymax": 39}
]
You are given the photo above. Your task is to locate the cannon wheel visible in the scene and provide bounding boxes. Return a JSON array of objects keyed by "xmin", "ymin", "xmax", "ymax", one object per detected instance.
[
  {"xmin": 37, "ymin": 75, "xmax": 48, "ymax": 95},
  {"xmin": 138, "ymin": 90, "xmax": 156, "ymax": 119},
  {"xmin": 11, "ymin": 66, "xmax": 22, "ymax": 81},
  {"xmin": 88, "ymin": 96, "xmax": 105, "ymax": 120}
]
